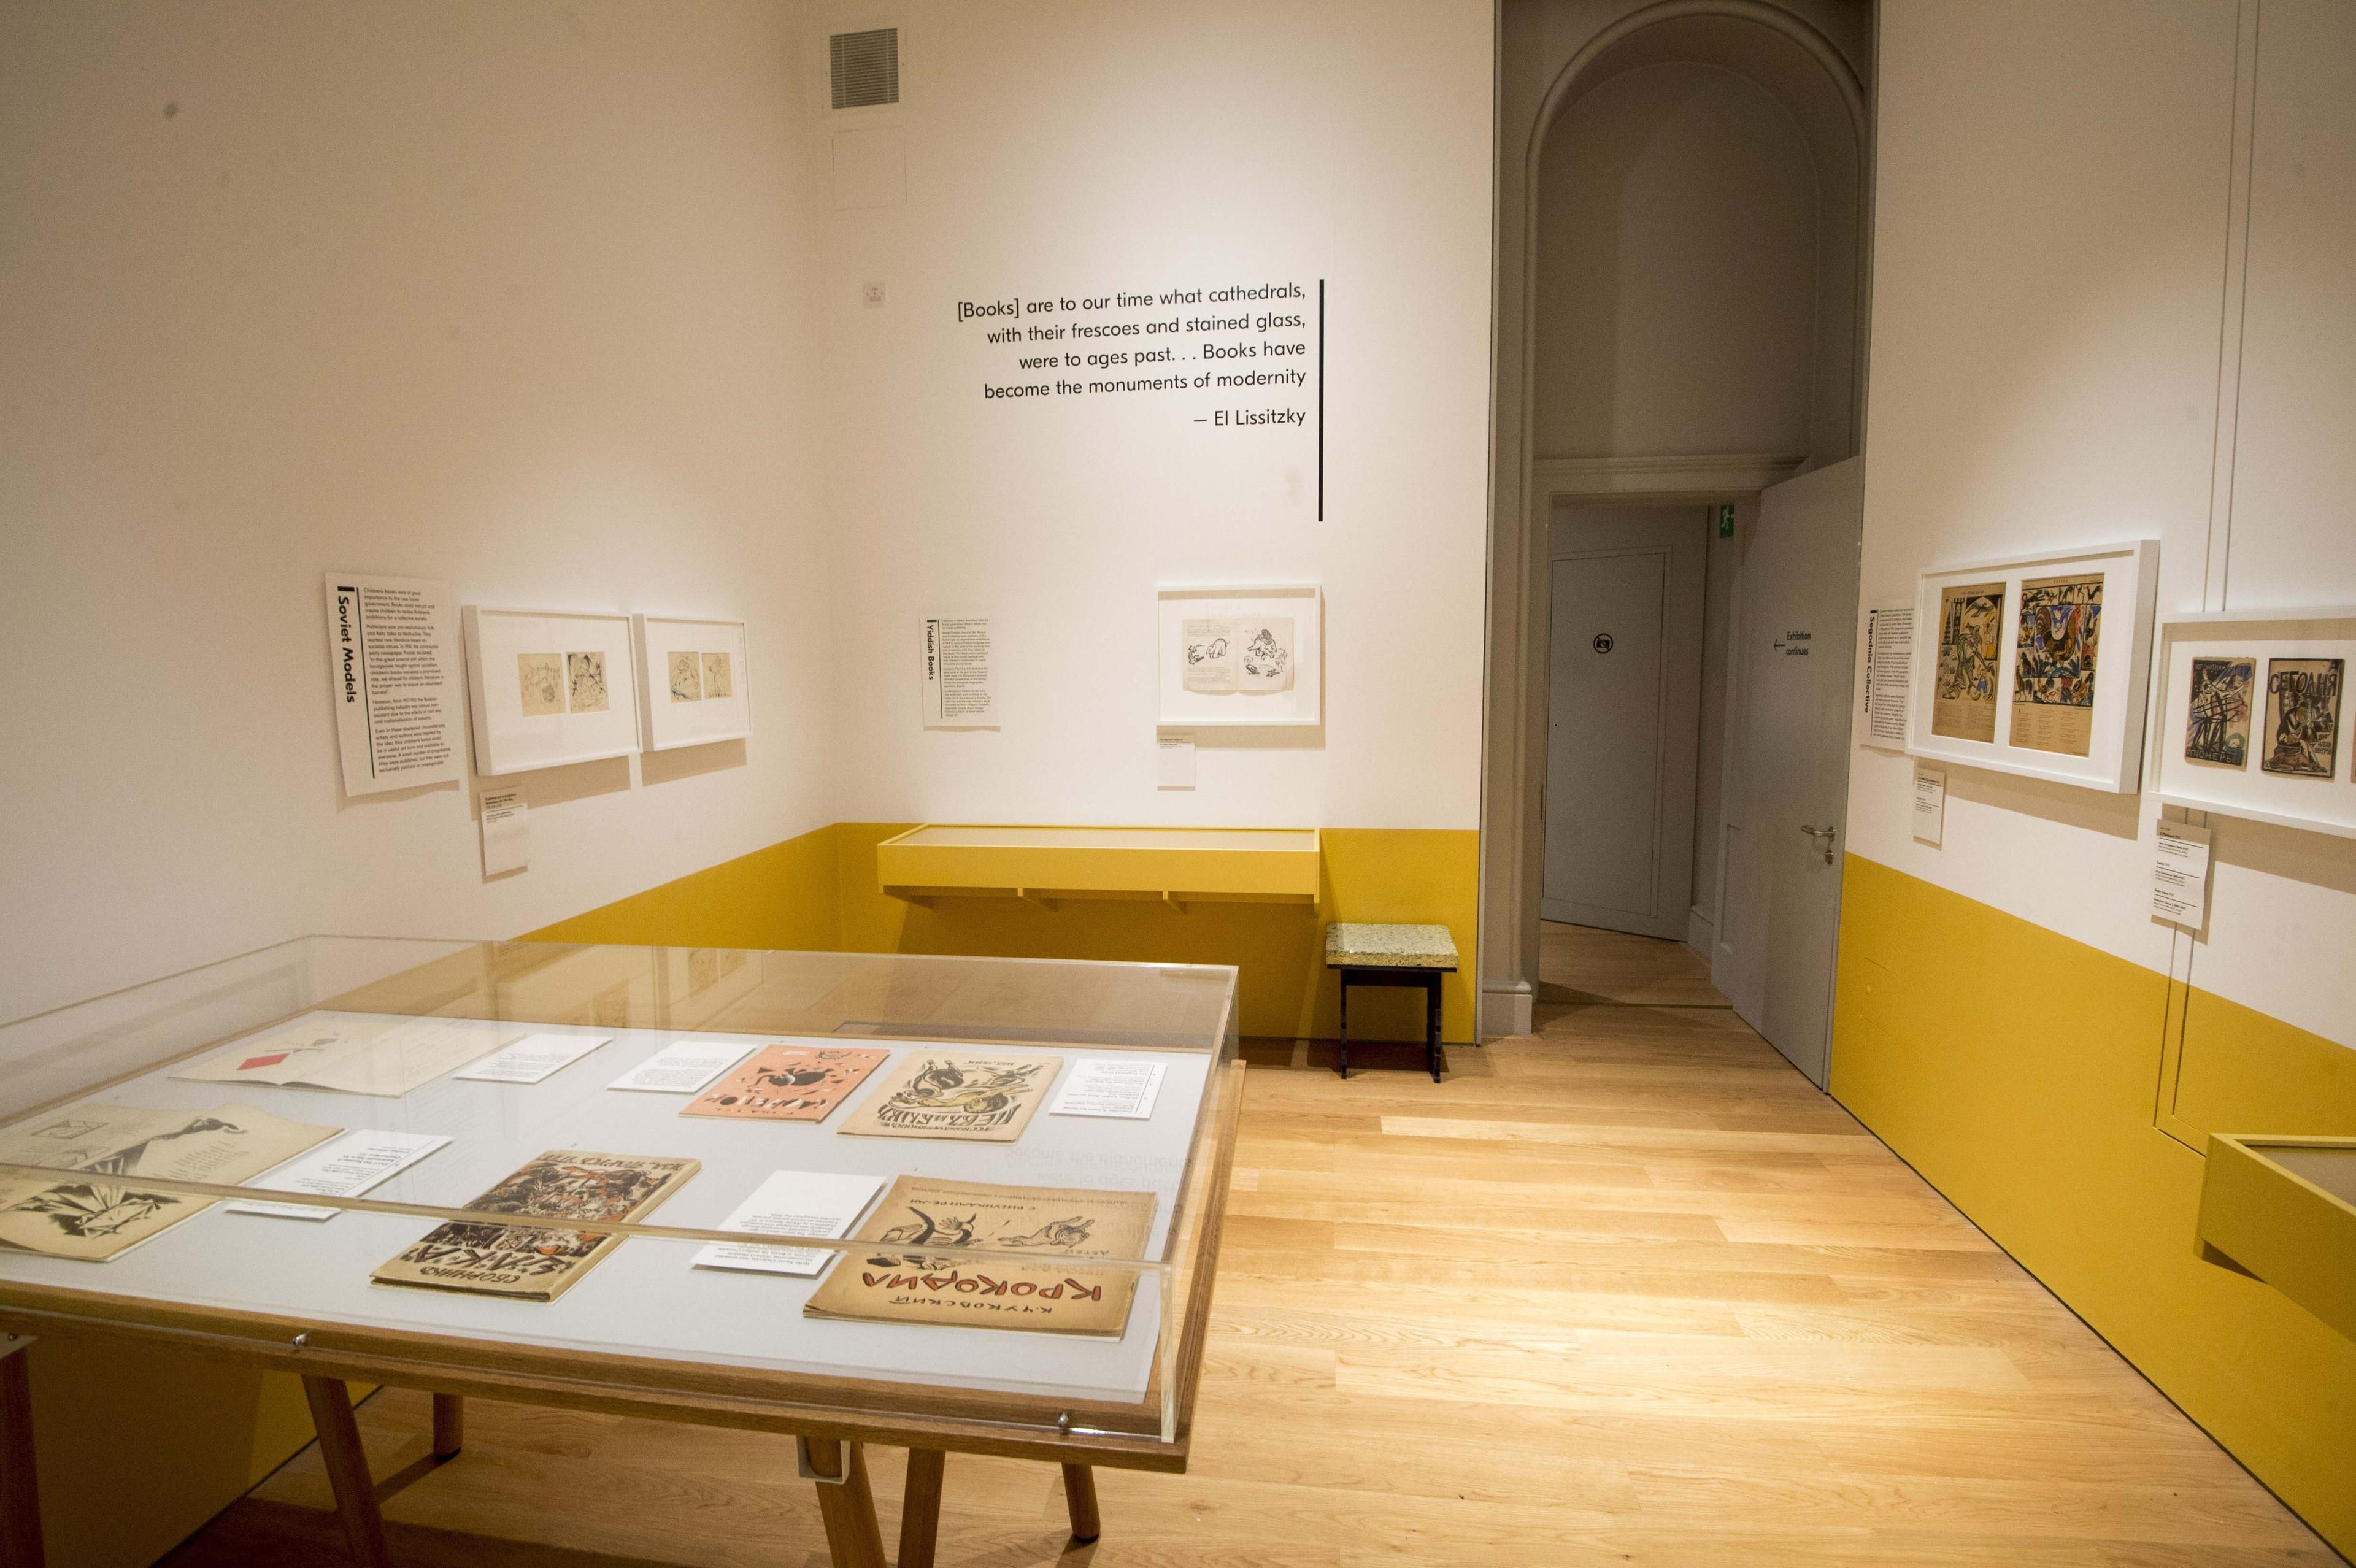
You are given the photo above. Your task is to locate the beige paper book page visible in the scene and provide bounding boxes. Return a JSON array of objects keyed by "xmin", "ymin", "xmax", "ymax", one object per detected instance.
[
  {"xmin": 701, "ymin": 650, "xmax": 732, "ymax": 699},
  {"xmin": 668, "ymin": 650, "xmax": 701, "ymax": 702},
  {"xmin": 1233, "ymin": 616, "xmax": 1294, "ymax": 693},
  {"xmin": 1931, "ymin": 582, "xmax": 2003, "ymax": 743},
  {"xmin": 1180, "ymin": 617, "xmax": 1238, "ymax": 693},
  {"xmin": 174, "ymin": 1014, "xmax": 509, "ymax": 1097},
  {"xmin": 517, "ymin": 652, "xmax": 565, "ymax": 716},
  {"xmin": 804, "ymin": 1175, "xmax": 1157, "ymax": 1336},
  {"xmin": 566, "ymin": 651, "xmax": 609, "ymax": 713},
  {"xmin": 2008, "ymin": 574, "xmax": 2101, "ymax": 756},
  {"xmin": 0, "ymin": 1104, "xmax": 339, "ymax": 1262},
  {"xmin": 834, "ymin": 1052, "xmax": 1060, "ymax": 1143},
  {"xmin": 372, "ymin": 1150, "xmax": 698, "ymax": 1302},
  {"xmin": 682, "ymin": 1045, "xmax": 890, "ymax": 1121}
]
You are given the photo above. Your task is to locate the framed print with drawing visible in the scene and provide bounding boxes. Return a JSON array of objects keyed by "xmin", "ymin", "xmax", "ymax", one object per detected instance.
[
  {"xmin": 633, "ymin": 615, "xmax": 751, "ymax": 751},
  {"xmin": 2149, "ymin": 606, "xmax": 2356, "ymax": 839},
  {"xmin": 463, "ymin": 606, "xmax": 642, "ymax": 775},
  {"xmin": 1906, "ymin": 540, "xmax": 2158, "ymax": 792},
  {"xmin": 1155, "ymin": 584, "xmax": 1322, "ymax": 728}
]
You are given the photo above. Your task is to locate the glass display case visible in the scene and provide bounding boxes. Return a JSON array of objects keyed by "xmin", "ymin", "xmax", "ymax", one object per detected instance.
[{"xmin": 0, "ymin": 938, "xmax": 1243, "ymax": 1472}]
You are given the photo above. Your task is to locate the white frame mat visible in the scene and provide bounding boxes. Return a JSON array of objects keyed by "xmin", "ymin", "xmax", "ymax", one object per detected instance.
[
  {"xmin": 463, "ymin": 605, "xmax": 642, "ymax": 775},
  {"xmin": 1905, "ymin": 540, "xmax": 2159, "ymax": 793},
  {"xmin": 634, "ymin": 615, "xmax": 752, "ymax": 752},
  {"xmin": 1155, "ymin": 585, "xmax": 1323, "ymax": 729},
  {"xmin": 2149, "ymin": 606, "xmax": 2356, "ymax": 838}
]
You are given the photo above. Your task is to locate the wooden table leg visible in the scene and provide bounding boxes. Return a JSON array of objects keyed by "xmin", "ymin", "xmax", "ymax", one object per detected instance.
[
  {"xmin": 301, "ymin": 1375, "xmax": 391, "ymax": 1568},
  {"xmin": 1061, "ymin": 1464, "xmax": 1101, "ymax": 1543},
  {"xmin": 801, "ymin": 1437, "xmax": 885, "ymax": 1568},
  {"xmin": 0, "ymin": 1349, "xmax": 44, "ymax": 1568},
  {"xmin": 430, "ymin": 1392, "xmax": 463, "ymax": 1458},
  {"xmin": 897, "ymin": 1447, "xmax": 944, "ymax": 1568},
  {"xmin": 1426, "ymin": 970, "xmax": 1443, "ymax": 1082}
]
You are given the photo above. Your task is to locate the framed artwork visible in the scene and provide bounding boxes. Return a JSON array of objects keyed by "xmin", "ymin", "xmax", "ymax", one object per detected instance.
[
  {"xmin": 461, "ymin": 606, "xmax": 642, "ymax": 776},
  {"xmin": 1155, "ymin": 584, "xmax": 1322, "ymax": 728},
  {"xmin": 633, "ymin": 615, "xmax": 752, "ymax": 751},
  {"xmin": 2149, "ymin": 607, "xmax": 2356, "ymax": 838},
  {"xmin": 1905, "ymin": 541, "xmax": 2159, "ymax": 793}
]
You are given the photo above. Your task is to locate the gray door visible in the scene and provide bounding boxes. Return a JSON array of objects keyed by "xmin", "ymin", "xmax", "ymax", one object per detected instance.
[
  {"xmin": 1712, "ymin": 458, "xmax": 1863, "ymax": 1085},
  {"xmin": 1542, "ymin": 507, "xmax": 1706, "ymax": 939}
]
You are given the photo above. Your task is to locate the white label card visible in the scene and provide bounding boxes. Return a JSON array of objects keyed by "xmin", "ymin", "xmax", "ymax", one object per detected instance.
[
  {"xmin": 1912, "ymin": 766, "xmax": 1947, "ymax": 846},
  {"xmin": 480, "ymin": 789, "xmax": 528, "ymax": 876},
  {"xmin": 1049, "ymin": 1058, "xmax": 1168, "ymax": 1120},
  {"xmin": 2152, "ymin": 820, "xmax": 2213, "ymax": 928},
  {"xmin": 229, "ymin": 1130, "xmax": 453, "ymax": 1220},
  {"xmin": 1156, "ymin": 732, "xmax": 1197, "ymax": 789},
  {"xmin": 691, "ymin": 1170, "xmax": 887, "ymax": 1277},
  {"xmin": 454, "ymin": 1032, "xmax": 609, "ymax": 1084},
  {"xmin": 607, "ymin": 1039, "xmax": 757, "ymax": 1094}
]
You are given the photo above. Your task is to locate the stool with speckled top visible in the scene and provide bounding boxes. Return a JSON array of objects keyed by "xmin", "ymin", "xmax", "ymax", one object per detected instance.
[{"xmin": 1324, "ymin": 923, "xmax": 1458, "ymax": 1081}]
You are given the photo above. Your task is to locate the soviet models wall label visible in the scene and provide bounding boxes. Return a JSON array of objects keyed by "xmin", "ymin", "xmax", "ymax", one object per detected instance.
[
  {"xmin": 1931, "ymin": 582, "xmax": 2003, "ymax": 743},
  {"xmin": 2008, "ymin": 574, "xmax": 2102, "ymax": 757},
  {"xmin": 372, "ymin": 1150, "xmax": 699, "ymax": 1302},
  {"xmin": 322, "ymin": 572, "xmax": 466, "ymax": 796},
  {"xmin": 804, "ymin": 1175, "xmax": 1158, "ymax": 1336},
  {"xmin": 836, "ymin": 1052, "xmax": 1061, "ymax": 1142},
  {"xmin": 2260, "ymin": 658, "xmax": 2344, "ymax": 778},
  {"xmin": 0, "ymin": 1104, "xmax": 338, "ymax": 1261},
  {"xmin": 2184, "ymin": 657, "xmax": 2255, "ymax": 767}
]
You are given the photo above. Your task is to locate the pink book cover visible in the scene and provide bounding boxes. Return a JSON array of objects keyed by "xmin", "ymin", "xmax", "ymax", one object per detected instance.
[{"xmin": 680, "ymin": 1046, "xmax": 892, "ymax": 1123}]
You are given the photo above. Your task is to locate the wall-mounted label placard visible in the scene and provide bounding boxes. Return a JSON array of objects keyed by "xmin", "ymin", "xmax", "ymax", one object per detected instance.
[
  {"xmin": 2152, "ymin": 820, "xmax": 2212, "ymax": 928},
  {"xmin": 920, "ymin": 614, "xmax": 995, "ymax": 728},
  {"xmin": 323, "ymin": 572, "xmax": 465, "ymax": 796},
  {"xmin": 1156, "ymin": 732, "xmax": 1197, "ymax": 789},
  {"xmin": 1912, "ymin": 766, "xmax": 1946, "ymax": 845},
  {"xmin": 480, "ymin": 789, "xmax": 527, "ymax": 876},
  {"xmin": 1864, "ymin": 604, "xmax": 1915, "ymax": 750}
]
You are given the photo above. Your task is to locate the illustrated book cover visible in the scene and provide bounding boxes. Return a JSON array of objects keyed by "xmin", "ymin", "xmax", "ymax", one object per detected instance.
[
  {"xmin": 174, "ymin": 1013, "xmax": 507, "ymax": 1097},
  {"xmin": 804, "ymin": 1175, "xmax": 1158, "ymax": 1336},
  {"xmin": 833, "ymin": 1052, "xmax": 1060, "ymax": 1143},
  {"xmin": 0, "ymin": 1103, "xmax": 338, "ymax": 1262},
  {"xmin": 2260, "ymin": 657, "xmax": 2343, "ymax": 778},
  {"xmin": 2184, "ymin": 656, "xmax": 2255, "ymax": 767},
  {"xmin": 1931, "ymin": 582, "xmax": 2003, "ymax": 743},
  {"xmin": 371, "ymin": 1148, "xmax": 699, "ymax": 1302},
  {"xmin": 681, "ymin": 1045, "xmax": 891, "ymax": 1122},
  {"xmin": 2008, "ymin": 574, "xmax": 2103, "ymax": 756}
]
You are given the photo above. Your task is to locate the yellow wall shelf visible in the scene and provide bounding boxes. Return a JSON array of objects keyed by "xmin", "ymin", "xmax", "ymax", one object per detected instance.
[
  {"xmin": 2198, "ymin": 1134, "xmax": 2356, "ymax": 1344},
  {"xmin": 875, "ymin": 824, "xmax": 1322, "ymax": 909}
]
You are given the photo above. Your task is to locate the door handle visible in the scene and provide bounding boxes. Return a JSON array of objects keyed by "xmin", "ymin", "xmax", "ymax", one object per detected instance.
[{"xmin": 1799, "ymin": 823, "xmax": 1837, "ymax": 865}]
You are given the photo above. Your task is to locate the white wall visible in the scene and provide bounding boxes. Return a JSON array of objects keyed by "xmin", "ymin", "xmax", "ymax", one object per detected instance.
[
  {"xmin": 1847, "ymin": 0, "xmax": 2356, "ymax": 1051},
  {"xmin": 0, "ymin": 2, "xmax": 836, "ymax": 1021},
  {"xmin": 810, "ymin": 0, "xmax": 1494, "ymax": 831},
  {"xmin": 1533, "ymin": 62, "xmax": 1822, "ymax": 461}
]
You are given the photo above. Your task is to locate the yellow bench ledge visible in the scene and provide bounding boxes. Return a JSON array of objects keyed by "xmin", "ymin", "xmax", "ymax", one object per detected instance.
[
  {"xmin": 875, "ymin": 824, "xmax": 1322, "ymax": 905},
  {"xmin": 2198, "ymin": 1134, "xmax": 2356, "ymax": 1344}
]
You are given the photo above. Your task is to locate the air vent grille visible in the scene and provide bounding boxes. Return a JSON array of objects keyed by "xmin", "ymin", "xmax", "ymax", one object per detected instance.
[{"xmin": 829, "ymin": 28, "xmax": 900, "ymax": 110}]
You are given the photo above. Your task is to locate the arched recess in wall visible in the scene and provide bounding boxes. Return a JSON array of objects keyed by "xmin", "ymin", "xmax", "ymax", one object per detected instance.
[{"xmin": 1490, "ymin": 0, "xmax": 1869, "ymax": 1024}]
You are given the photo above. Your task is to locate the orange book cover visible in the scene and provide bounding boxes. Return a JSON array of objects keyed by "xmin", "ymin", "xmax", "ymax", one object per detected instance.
[{"xmin": 680, "ymin": 1045, "xmax": 891, "ymax": 1123}]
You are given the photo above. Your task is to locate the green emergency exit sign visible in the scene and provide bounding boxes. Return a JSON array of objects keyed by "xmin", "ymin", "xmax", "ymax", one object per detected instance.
[{"xmin": 1717, "ymin": 503, "xmax": 1736, "ymax": 539}]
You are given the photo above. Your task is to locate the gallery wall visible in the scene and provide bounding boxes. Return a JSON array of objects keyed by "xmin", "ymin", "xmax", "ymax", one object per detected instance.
[
  {"xmin": 807, "ymin": 0, "xmax": 1493, "ymax": 834},
  {"xmin": 1835, "ymin": 0, "xmax": 2356, "ymax": 1552},
  {"xmin": 0, "ymin": 1, "xmax": 839, "ymax": 1024}
]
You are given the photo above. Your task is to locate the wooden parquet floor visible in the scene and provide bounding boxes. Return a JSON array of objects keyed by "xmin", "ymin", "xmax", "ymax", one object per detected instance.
[{"xmin": 161, "ymin": 927, "xmax": 2341, "ymax": 1566}]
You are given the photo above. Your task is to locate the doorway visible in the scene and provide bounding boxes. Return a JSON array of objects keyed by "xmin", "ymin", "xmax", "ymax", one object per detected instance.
[{"xmin": 1480, "ymin": 0, "xmax": 1874, "ymax": 1077}]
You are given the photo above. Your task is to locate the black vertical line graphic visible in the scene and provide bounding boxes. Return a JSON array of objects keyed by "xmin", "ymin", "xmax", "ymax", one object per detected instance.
[
  {"xmin": 345, "ymin": 588, "xmax": 376, "ymax": 778},
  {"xmin": 1317, "ymin": 279, "xmax": 1326, "ymax": 521}
]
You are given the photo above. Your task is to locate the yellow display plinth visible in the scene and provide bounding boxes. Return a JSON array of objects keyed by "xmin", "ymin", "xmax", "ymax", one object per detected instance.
[
  {"xmin": 2200, "ymin": 1135, "xmax": 2356, "ymax": 1345},
  {"xmin": 875, "ymin": 824, "xmax": 1322, "ymax": 905}
]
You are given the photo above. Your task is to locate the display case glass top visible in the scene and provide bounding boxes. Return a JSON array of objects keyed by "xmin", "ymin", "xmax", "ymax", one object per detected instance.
[{"xmin": 0, "ymin": 939, "xmax": 1242, "ymax": 1451}]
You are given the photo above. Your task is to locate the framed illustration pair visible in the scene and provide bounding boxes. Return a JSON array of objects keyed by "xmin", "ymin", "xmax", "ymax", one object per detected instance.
[{"xmin": 462, "ymin": 609, "xmax": 751, "ymax": 776}]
